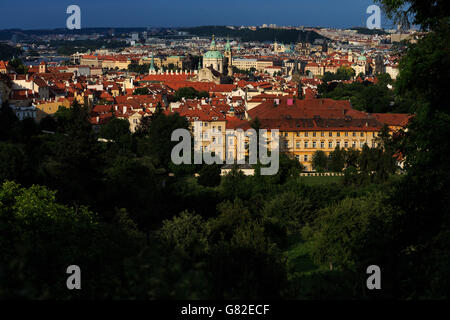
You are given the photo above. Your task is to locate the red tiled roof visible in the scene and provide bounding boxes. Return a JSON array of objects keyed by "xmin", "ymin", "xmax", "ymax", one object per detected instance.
[{"xmin": 372, "ymin": 113, "xmax": 413, "ymax": 127}]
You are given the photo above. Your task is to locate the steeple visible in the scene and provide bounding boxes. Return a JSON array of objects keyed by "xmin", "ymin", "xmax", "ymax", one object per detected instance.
[
  {"xmin": 149, "ymin": 52, "xmax": 156, "ymax": 74},
  {"xmin": 225, "ymin": 37, "xmax": 231, "ymax": 52},
  {"xmin": 210, "ymin": 34, "xmax": 216, "ymax": 50},
  {"xmin": 228, "ymin": 105, "xmax": 235, "ymax": 117},
  {"xmin": 224, "ymin": 37, "xmax": 233, "ymax": 76}
]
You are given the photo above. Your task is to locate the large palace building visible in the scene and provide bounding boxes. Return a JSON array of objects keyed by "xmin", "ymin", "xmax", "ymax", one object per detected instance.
[{"xmin": 170, "ymin": 97, "xmax": 411, "ymax": 171}]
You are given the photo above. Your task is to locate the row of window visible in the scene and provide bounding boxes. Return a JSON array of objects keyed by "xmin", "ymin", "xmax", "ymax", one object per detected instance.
[
  {"xmin": 283, "ymin": 131, "xmax": 377, "ymax": 138},
  {"xmin": 295, "ymin": 155, "xmax": 310, "ymax": 162},
  {"xmin": 192, "ymin": 124, "xmax": 223, "ymax": 132},
  {"xmin": 200, "ymin": 139, "xmax": 375, "ymax": 149},
  {"xmin": 287, "ymin": 140, "xmax": 373, "ymax": 149}
]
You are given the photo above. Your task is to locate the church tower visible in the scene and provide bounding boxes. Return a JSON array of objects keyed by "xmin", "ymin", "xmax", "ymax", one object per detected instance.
[
  {"xmin": 202, "ymin": 35, "xmax": 224, "ymax": 73},
  {"xmin": 39, "ymin": 61, "xmax": 48, "ymax": 73},
  {"xmin": 148, "ymin": 53, "xmax": 156, "ymax": 74},
  {"xmin": 224, "ymin": 38, "xmax": 233, "ymax": 76}
]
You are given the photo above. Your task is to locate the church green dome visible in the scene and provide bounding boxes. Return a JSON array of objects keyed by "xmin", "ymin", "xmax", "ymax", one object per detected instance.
[
  {"xmin": 358, "ymin": 55, "xmax": 367, "ymax": 61},
  {"xmin": 204, "ymin": 50, "xmax": 224, "ymax": 59},
  {"xmin": 225, "ymin": 39, "xmax": 231, "ymax": 52}
]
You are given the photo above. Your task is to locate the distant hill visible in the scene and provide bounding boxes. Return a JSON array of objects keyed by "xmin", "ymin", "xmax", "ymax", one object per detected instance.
[
  {"xmin": 350, "ymin": 27, "xmax": 389, "ymax": 35},
  {"xmin": 0, "ymin": 43, "xmax": 23, "ymax": 60},
  {"xmin": 0, "ymin": 28, "xmax": 150, "ymax": 41},
  {"xmin": 0, "ymin": 26, "xmax": 328, "ymax": 43},
  {"xmin": 178, "ymin": 26, "xmax": 327, "ymax": 43}
]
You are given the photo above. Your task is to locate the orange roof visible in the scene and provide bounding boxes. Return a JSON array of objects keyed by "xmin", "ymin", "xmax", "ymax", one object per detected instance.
[{"xmin": 372, "ymin": 113, "xmax": 412, "ymax": 127}]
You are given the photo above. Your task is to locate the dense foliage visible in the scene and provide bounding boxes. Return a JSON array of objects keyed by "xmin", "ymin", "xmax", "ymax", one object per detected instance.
[{"xmin": 318, "ymin": 74, "xmax": 399, "ymax": 113}]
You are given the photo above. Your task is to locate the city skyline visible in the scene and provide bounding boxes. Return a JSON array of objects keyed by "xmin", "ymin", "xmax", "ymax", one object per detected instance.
[{"xmin": 0, "ymin": 0, "xmax": 394, "ymax": 30}]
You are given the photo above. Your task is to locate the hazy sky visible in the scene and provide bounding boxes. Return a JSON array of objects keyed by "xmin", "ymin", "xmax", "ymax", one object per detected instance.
[{"xmin": 0, "ymin": 0, "xmax": 393, "ymax": 30}]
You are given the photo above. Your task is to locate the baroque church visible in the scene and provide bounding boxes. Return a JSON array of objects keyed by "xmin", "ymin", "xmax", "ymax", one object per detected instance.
[{"xmin": 192, "ymin": 35, "xmax": 233, "ymax": 84}]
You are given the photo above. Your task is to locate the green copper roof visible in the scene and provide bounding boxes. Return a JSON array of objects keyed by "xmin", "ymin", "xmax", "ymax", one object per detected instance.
[
  {"xmin": 204, "ymin": 50, "xmax": 224, "ymax": 59},
  {"xmin": 225, "ymin": 39, "xmax": 231, "ymax": 52},
  {"xmin": 210, "ymin": 35, "xmax": 216, "ymax": 50},
  {"xmin": 149, "ymin": 53, "xmax": 155, "ymax": 70},
  {"xmin": 358, "ymin": 55, "xmax": 367, "ymax": 61}
]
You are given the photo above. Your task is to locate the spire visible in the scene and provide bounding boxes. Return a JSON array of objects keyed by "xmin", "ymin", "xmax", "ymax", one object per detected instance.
[
  {"xmin": 225, "ymin": 36, "xmax": 231, "ymax": 52},
  {"xmin": 210, "ymin": 34, "xmax": 216, "ymax": 50},
  {"xmin": 149, "ymin": 52, "xmax": 156, "ymax": 74}
]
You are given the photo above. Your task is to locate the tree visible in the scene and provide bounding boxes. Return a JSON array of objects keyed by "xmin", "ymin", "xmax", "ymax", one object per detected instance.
[
  {"xmin": 312, "ymin": 150, "xmax": 328, "ymax": 172},
  {"xmin": 344, "ymin": 148, "xmax": 360, "ymax": 168},
  {"xmin": 0, "ymin": 103, "xmax": 19, "ymax": 141},
  {"xmin": 336, "ymin": 66, "xmax": 356, "ymax": 80},
  {"xmin": 42, "ymin": 101, "xmax": 104, "ymax": 208},
  {"xmin": 198, "ymin": 164, "xmax": 221, "ymax": 187},
  {"xmin": 39, "ymin": 116, "xmax": 58, "ymax": 132},
  {"xmin": 322, "ymin": 66, "xmax": 356, "ymax": 82},
  {"xmin": 0, "ymin": 143, "xmax": 27, "ymax": 183},
  {"xmin": 8, "ymin": 58, "xmax": 27, "ymax": 74},
  {"xmin": 133, "ymin": 87, "xmax": 150, "ymax": 95},
  {"xmin": 170, "ymin": 87, "xmax": 209, "ymax": 102},
  {"xmin": 0, "ymin": 181, "xmax": 144, "ymax": 299},
  {"xmin": 99, "ymin": 117, "xmax": 131, "ymax": 144},
  {"xmin": 307, "ymin": 193, "xmax": 396, "ymax": 293},
  {"xmin": 262, "ymin": 192, "xmax": 313, "ymax": 244},
  {"xmin": 159, "ymin": 210, "xmax": 208, "ymax": 255},
  {"xmin": 329, "ymin": 146, "xmax": 345, "ymax": 172},
  {"xmin": 221, "ymin": 166, "xmax": 250, "ymax": 200},
  {"xmin": 375, "ymin": 0, "xmax": 449, "ymax": 30},
  {"xmin": 206, "ymin": 199, "xmax": 288, "ymax": 299},
  {"xmin": 101, "ymin": 156, "xmax": 159, "ymax": 230},
  {"xmin": 375, "ymin": 0, "xmax": 450, "ymax": 298},
  {"xmin": 144, "ymin": 113, "xmax": 191, "ymax": 169},
  {"xmin": 319, "ymin": 79, "xmax": 396, "ymax": 113}
]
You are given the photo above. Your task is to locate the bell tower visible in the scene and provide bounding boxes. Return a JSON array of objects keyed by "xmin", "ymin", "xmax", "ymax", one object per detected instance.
[
  {"xmin": 39, "ymin": 61, "xmax": 47, "ymax": 73},
  {"xmin": 224, "ymin": 38, "xmax": 233, "ymax": 76}
]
